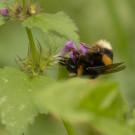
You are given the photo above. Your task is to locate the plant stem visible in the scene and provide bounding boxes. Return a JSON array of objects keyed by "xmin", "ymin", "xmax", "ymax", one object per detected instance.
[
  {"xmin": 23, "ymin": 0, "xmax": 26, "ymax": 12},
  {"xmin": 62, "ymin": 118, "xmax": 76, "ymax": 135},
  {"xmin": 26, "ymin": 27, "xmax": 39, "ymax": 65},
  {"xmin": 58, "ymin": 65, "xmax": 69, "ymax": 80}
]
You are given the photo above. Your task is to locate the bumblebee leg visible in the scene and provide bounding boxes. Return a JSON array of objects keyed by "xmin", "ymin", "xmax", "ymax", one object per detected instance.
[
  {"xmin": 66, "ymin": 47, "xmax": 81, "ymax": 55},
  {"xmin": 59, "ymin": 61, "xmax": 65, "ymax": 65},
  {"xmin": 58, "ymin": 56, "xmax": 68, "ymax": 59}
]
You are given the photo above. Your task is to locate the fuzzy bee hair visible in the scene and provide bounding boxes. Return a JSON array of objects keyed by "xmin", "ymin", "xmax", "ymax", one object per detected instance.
[{"xmin": 96, "ymin": 40, "xmax": 112, "ymax": 50}]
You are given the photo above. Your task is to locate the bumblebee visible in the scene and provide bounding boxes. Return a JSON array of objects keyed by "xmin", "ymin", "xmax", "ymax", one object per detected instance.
[{"xmin": 59, "ymin": 40, "xmax": 126, "ymax": 79}]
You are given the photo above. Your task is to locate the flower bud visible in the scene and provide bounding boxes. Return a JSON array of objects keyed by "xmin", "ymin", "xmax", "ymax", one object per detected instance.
[
  {"xmin": 0, "ymin": 8, "xmax": 9, "ymax": 16},
  {"xmin": 29, "ymin": 5, "xmax": 36, "ymax": 14}
]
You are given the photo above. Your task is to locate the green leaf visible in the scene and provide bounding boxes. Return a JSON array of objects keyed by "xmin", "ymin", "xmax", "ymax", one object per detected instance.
[
  {"xmin": 0, "ymin": 0, "xmax": 16, "ymax": 8},
  {"xmin": 0, "ymin": 1, "xmax": 5, "ymax": 9},
  {"xmin": 35, "ymin": 78, "xmax": 92, "ymax": 121},
  {"xmin": 58, "ymin": 65, "xmax": 69, "ymax": 80},
  {"xmin": 0, "ymin": 67, "xmax": 55, "ymax": 135},
  {"xmin": 92, "ymin": 117, "xmax": 135, "ymax": 135},
  {"xmin": 0, "ymin": 16, "xmax": 10, "ymax": 26},
  {"xmin": 25, "ymin": 114, "xmax": 67, "ymax": 135},
  {"xmin": 80, "ymin": 82, "xmax": 126, "ymax": 118},
  {"xmin": 0, "ymin": 16, "xmax": 5, "ymax": 26},
  {"xmin": 44, "ymin": 33, "xmax": 67, "ymax": 54},
  {"xmin": 0, "ymin": 124, "xmax": 11, "ymax": 135},
  {"xmin": 23, "ymin": 12, "xmax": 79, "ymax": 46}
]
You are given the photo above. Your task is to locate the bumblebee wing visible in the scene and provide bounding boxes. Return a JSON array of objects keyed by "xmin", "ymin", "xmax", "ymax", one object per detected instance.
[
  {"xmin": 101, "ymin": 65, "xmax": 126, "ymax": 74},
  {"xmin": 86, "ymin": 62, "xmax": 126, "ymax": 75},
  {"xmin": 87, "ymin": 62, "xmax": 124, "ymax": 71},
  {"xmin": 66, "ymin": 47, "xmax": 80, "ymax": 55}
]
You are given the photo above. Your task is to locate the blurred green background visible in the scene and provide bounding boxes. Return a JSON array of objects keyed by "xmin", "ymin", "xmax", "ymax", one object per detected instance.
[{"xmin": 0, "ymin": 0, "xmax": 135, "ymax": 134}]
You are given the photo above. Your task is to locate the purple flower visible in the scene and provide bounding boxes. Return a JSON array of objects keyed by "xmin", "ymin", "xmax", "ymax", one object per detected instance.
[
  {"xmin": 55, "ymin": 41, "xmax": 77, "ymax": 57},
  {"xmin": 80, "ymin": 43, "xmax": 88, "ymax": 54},
  {"xmin": 0, "ymin": 8, "xmax": 9, "ymax": 16},
  {"xmin": 55, "ymin": 40, "xmax": 88, "ymax": 59}
]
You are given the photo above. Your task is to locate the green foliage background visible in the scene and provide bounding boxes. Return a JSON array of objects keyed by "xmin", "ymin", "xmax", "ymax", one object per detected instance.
[{"xmin": 0, "ymin": 0, "xmax": 135, "ymax": 135}]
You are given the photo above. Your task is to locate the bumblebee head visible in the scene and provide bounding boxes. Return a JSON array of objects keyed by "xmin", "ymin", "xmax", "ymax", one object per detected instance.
[{"xmin": 95, "ymin": 40, "xmax": 113, "ymax": 65}]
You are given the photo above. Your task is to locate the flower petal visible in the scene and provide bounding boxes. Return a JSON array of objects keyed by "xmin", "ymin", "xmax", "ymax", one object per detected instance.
[
  {"xmin": 55, "ymin": 41, "xmax": 77, "ymax": 57},
  {"xmin": 80, "ymin": 43, "xmax": 88, "ymax": 54},
  {"xmin": 63, "ymin": 40, "xmax": 77, "ymax": 53}
]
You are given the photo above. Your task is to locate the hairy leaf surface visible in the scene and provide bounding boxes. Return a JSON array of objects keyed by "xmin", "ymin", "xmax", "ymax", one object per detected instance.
[
  {"xmin": 0, "ymin": 67, "xmax": 55, "ymax": 135},
  {"xmin": 23, "ymin": 12, "xmax": 79, "ymax": 46},
  {"xmin": 80, "ymin": 82, "xmax": 126, "ymax": 118}
]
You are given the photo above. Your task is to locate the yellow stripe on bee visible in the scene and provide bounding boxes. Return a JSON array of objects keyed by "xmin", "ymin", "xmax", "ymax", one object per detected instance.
[
  {"xmin": 77, "ymin": 65, "xmax": 83, "ymax": 76},
  {"xmin": 102, "ymin": 54, "xmax": 112, "ymax": 65}
]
